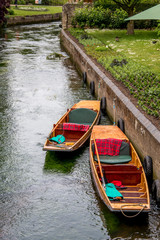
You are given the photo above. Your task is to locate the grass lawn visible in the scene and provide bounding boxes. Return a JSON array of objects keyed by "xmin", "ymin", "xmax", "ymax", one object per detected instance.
[
  {"xmin": 69, "ymin": 28, "xmax": 160, "ymax": 119},
  {"xmin": 86, "ymin": 29, "xmax": 160, "ymax": 75},
  {"xmin": 8, "ymin": 5, "xmax": 62, "ymax": 17}
]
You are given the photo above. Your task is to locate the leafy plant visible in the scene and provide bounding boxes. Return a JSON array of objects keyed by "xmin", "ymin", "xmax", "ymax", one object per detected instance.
[
  {"xmin": 110, "ymin": 8, "xmax": 127, "ymax": 29},
  {"xmin": 95, "ymin": 46, "xmax": 108, "ymax": 51},
  {"xmin": 0, "ymin": 0, "xmax": 10, "ymax": 27},
  {"xmin": 72, "ymin": 6, "xmax": 112, "ymax": 29},
  {"xmin": 8, "ymin": 8, "xmax": 14, "ymax": 15},
  {"xmin": 98, "ymin": 55, "xmax": 160, "ymax": 117}
]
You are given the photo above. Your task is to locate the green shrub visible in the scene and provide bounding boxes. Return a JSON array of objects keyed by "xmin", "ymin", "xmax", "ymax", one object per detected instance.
[
  {"xmin": 73, "ymin": 6, "xmax": 112, "ymax": 29},
  {"xmin": 50, "ymin": 0, "xmax": 68, "ymax": 6},
  {"xmin": 94, "ymin": 0, "xmax": 116, "ymax": 11},
  {"xmin": 72, "ymin": 6, "xmax": 129, "ymax": 29},
  {"xmin": 41, "ymin": 0, "xmax": 50, "ymax": 5},
  {"xmin": 88, "ymin": 7, "xmax": 111, "ymax": 29},
  {"xmin": 8, "ymin": 9, "xmax": 15, "ymax": 15},
  {"xmin": 95, "ymin": 46, "xmax": 108, "ymax": 51},
  {"xmin": 28, "ymin": 0, "xmax": 35, "ymax": 4},
  {"xmin": 94, "ymin": 0, "xmax": 158, "ymax": 29},
  {"xmin": 110, "ymin": 8, "xmax": 127, "ymax": 29},
  {"xmin": 10, "ymin": 0, "xmax": 27, "ymax": 4}
]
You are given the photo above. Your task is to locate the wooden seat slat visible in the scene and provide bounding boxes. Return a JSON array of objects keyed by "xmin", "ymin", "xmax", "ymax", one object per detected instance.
[
  {"xmin": 119, "ymin": 187, "xmax": 141, "ymax": 192},
  {"xmin": 95, "ymin": 165, "xmax": 143, "ymax": 183},
  {"xmin": 111, "ymin": 198, "xmax": 148, "ymax": 204},
  {"xmin": 119, "ymin": 192, "xmax": 144, "ymax": 197}
]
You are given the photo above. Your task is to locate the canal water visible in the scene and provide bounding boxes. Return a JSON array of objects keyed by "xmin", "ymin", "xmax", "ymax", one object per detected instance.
[{"xmin": 0, "ymin": 22, "xmax": 159, "ymax": 240}]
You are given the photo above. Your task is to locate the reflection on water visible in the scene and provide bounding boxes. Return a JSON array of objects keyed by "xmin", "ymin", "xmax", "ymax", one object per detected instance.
[
  {"xmin": 44, "ymin": 141, "xmax": 93, "ymax": 174},
  {"xmin": 102, "ymin": 206, "xmax": 149, "ymax": 238},
  {"xmin": 44, "ymin": 149, "xmax": 84, "ymax": 174},
  {"xmin": 0, "ymin": 22, "xmax": 160, "ymax": 240}
]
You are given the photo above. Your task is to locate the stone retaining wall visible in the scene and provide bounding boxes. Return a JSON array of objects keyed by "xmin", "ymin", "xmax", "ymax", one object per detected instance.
[
  {"xmin": 62, "ymin": 3, "xmax": 82, "ymax": 29},
  {"xmin": 7, "ymin": 13, "xmax": 62, "ymax": 26},
  {"xmin": 60, "ymin": 29, "xmax": 160, "ymax": 180}
]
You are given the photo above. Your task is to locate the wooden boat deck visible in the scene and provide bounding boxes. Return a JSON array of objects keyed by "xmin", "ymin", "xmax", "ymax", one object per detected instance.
[
  {"xmin": 92, "ymin": 125, "xmax": 129, "ymax": 141},
  {"xmin": 73, "ymin": 101, "xmax": 100, "ymax": 111}
]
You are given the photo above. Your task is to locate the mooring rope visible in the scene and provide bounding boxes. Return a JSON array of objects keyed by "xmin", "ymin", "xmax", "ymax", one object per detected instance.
[{"xmin": 120, "ymin": 204, "xmax": 146, "ymax": 218}]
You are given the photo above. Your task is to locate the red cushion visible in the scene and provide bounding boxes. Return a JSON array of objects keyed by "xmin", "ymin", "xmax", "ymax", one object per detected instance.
[
  {"xmin": 95, "ymin": 138, "xmax": 122, "ymax": 156},
  {"xmin": 63, "ymin": 123, "xmax": 90, "ymax": 132}
]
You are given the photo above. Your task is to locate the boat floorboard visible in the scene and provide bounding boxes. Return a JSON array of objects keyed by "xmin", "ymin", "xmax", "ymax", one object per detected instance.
[
  {"xmin": 119, "ymin": 186, "xmax": 141, "ymax": 191},
  {"xmin": 47, "ymin": 140, "xmax": 77, "ymax": 146}
]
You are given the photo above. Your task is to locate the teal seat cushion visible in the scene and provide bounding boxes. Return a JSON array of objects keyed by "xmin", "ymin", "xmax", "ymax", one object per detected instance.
[
  {"xmin": 106, "ymin": 183, "xmax": 123, "ymax": 200},
  {"xmin": 49, "ymin": 135, "xmax": 65, "ymax": 144},
  {"xmin": 69, "ymin": 108, "xmax": 97, "ymax": 125},
  {"xmin": 94, "ymin": 155, "xmax": 131, "ymax": 164}
]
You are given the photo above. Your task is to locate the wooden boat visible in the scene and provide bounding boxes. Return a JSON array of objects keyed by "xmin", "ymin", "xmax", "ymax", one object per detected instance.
[
  {"xmin": 89, "ymin": 125, "xmax": 150, "ymax": 217},
  {"xmin": 43, "ymin": 100, "xmax": 100, "ymax": 152}
]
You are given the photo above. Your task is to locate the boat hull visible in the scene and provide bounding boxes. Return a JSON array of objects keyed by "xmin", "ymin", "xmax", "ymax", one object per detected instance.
[
  {"xmin": 89, "ymin": 125, "xmax": 150, "ymax": 215},
  {"xmin": 43, "ymin": 100, "xmax": 100, "ymax": 152}
]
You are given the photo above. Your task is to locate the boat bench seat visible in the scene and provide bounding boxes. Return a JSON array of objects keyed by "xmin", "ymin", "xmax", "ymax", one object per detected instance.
[
  {"xmin": 92, "ymin": 141, "xmax": 131, "ymax": 164},
  {"xmin": 55, "ymin": 122, "xmax": 89, "ymax": 141},
  {"xmin": 96, "ymin": 165, "xmax": 142, "ymax": 185},
  {"xmin": 69, "ymin": 108, "xmax": 97, "ymax": 126},
  {"xmin": 94, "ymin": 155, "xmax": 131, "ymax": 164}
]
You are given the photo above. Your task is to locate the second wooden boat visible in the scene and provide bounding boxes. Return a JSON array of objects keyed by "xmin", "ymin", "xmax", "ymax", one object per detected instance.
[
  {"xmin": 89, "ymin": 125, "xmax": 150, "ymax": 217},
  {"xmin": 43, "ymin": 100, "xmax": 100, "ymax": 152}
]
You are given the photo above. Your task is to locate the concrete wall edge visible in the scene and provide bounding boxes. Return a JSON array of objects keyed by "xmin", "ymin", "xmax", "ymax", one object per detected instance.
[{"xmin": 7, "ymin": 13, "xmax": 62, "ymax": 26}]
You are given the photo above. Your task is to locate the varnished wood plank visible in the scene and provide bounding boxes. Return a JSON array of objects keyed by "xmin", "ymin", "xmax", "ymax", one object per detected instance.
[
  {"xmin": 111, "ymin": 198, "xmax": 148, "ymax": 204},
  {"xmin": 120, "ymin": 192, "xmax": 144, "ymax": 197}
]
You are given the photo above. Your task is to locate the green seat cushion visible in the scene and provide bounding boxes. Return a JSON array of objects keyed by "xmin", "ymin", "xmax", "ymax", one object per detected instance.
[
  {"xmin": 94, "ymin": 155, "xmax": 131, "ymax": 164},
  {"xmin": 119, "ymin": 141, "xmax": 130, "ymax": 155},
  {"xmin": 69, "ymin": 108, "xmax": 97, "ymax": 125}
]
